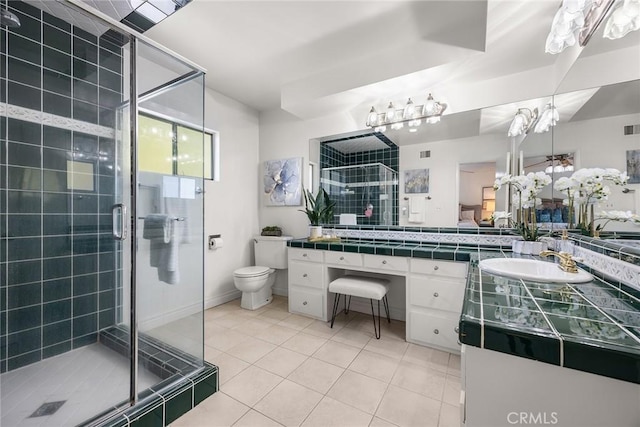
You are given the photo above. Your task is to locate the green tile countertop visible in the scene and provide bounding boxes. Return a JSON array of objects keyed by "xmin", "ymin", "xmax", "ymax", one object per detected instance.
[
  {"xmin": 287, "ymin": 238, "xmax": 499, "ymax": 262},
  {"xmin": 459, "ymin": 253, "xmax": 640, "ymax": 384}
]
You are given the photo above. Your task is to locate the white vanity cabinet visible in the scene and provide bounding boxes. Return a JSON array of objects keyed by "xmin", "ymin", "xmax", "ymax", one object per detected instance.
[
  {"xmin": 288, "ymin": 248, "xmax": 326, "ymax": 319},
  {"xmin": 407, "ymin": 258, "xmax": 468, "ymax": 353}
]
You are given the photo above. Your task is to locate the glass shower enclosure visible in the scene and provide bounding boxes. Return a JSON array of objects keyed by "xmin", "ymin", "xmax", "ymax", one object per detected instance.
[
  {"xmin": 321, "ymin": 163, "xmax": 398, "ymax": 226},
  {"xmin": 0, "ymin": 1, "xmax": 214, "ymax": 426}
]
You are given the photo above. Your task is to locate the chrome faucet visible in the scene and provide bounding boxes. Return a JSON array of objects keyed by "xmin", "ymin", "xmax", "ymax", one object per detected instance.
[{"xmin": 539, "ymin": 250, "xmax": 579, "ymax": 273}]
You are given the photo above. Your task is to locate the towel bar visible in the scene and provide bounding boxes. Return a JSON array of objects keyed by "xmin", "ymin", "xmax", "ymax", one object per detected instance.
[{"xmin": 138, "ymin": 216, "xmax": 185, "ymax": 221}]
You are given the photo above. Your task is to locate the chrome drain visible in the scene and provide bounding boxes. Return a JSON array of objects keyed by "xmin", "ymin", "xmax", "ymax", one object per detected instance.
[{"xmin": 29, "ymin": 401, "xmax": 66, "ymax": 417}]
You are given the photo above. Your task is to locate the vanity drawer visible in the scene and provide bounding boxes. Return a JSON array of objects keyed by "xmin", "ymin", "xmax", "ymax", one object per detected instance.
[
  {"xmin": 410, "ymin": 258, "xmax": 467, "ymax": 279},
  {"xmin": 289, "ymin": 287, "xmax": 324, "ymax": 319},
  {"xmin": 363, "ymin": 254, "xmax": 408, "ymax": 272},
  {"xmin": 325, "ymin": 251, "xmax": 363, "ymax": 267},
  {"xmin": 408, "ymin": 310, "xmax": 460, "ymax": 353},
  {"xmin": 289, "ymin": 262, "xmax": 324, "ymax": 289},
  {"xmin": 409, "ymin": 275, "xmax": 465, "ymax": 312},
  {"xmin": 289, "ymin": 248, "xmax": 324, "ymax": 263}
]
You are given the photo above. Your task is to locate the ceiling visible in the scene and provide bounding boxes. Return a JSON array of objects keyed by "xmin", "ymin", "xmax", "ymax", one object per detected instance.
[
  {"xmin": 59, "ymin": 0, "xmax": 638, "ymax": 127},
  {"xmin": 142, "ymin": 0, "xmax": 563, "ymax": 116}
]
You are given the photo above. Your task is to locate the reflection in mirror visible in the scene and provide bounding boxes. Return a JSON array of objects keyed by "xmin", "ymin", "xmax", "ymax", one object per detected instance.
[
  {"xmin": 553, "ymin": 80, "xmax": 640, "ymax": 239},
  {"xmin": 318, "ymin": 132, "xmax": 399, "ymax": 226}
]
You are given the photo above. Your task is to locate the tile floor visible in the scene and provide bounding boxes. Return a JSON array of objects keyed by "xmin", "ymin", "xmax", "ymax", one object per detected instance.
[
  {"xmin": 0, "ymin": 343, "xmax": 160, "ymax": 427},
  {"xmin": 172, "ymin": 296, "xmax": 461, "ymax": 427}
]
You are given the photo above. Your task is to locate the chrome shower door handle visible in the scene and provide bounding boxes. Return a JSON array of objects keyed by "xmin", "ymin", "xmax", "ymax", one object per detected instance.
[{"xmin": 112, "ymin": 203, "xmax": 128, "ymax": 241}]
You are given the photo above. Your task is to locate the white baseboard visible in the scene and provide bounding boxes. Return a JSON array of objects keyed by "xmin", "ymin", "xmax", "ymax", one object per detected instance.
[
  {"xmin": 273, "ymin": 286, "xmax": 289, "ymax": 297},
  {"xmin": 205, "ymin": 289, "xmax": 242, "ymax": 310},
  {"xmin": 139, "ymin": 302, "xmax": 202, "ymax": 331}
]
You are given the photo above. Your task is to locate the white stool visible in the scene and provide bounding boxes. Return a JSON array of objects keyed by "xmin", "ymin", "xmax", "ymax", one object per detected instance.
[{"xmin": 329, "ymin": 275, "xmax": 390, "ymax": 339}]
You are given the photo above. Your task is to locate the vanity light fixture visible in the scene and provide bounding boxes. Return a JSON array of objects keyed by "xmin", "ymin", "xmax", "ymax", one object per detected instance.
[
  {"xmin": 545, "ymin": 0, "xmax": 594, "ymax": 54},
  {"xmin": 366, "ymin": 93, "xmax": 447, "ymax": 132},
  {"xmin": 534, "ymin": 103, "xmax": 560, "ymax": 133},
  {"xmin": 603, "ymin": 0, "xmax": 640, "ymax": 39},
  {"xmin": 507, "ymin": 108, "xmax": 538, "ymax": 137}
]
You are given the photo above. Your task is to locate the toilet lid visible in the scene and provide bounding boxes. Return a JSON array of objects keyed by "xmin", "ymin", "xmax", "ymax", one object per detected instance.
[{"xmin": 234, "ymin": 266, "xmax": 270, "ymax": 278}]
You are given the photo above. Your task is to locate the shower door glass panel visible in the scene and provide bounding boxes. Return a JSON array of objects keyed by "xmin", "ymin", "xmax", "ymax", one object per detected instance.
[
  {"xmin": 135, "ymin": 40, "xmax": 205, "ymax": 398},
  {"xmin": 0, "ymin": 1, "xmax": 134, "ymax": 425}
]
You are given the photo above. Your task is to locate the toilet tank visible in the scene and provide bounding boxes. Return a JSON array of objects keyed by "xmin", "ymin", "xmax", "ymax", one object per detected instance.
[{"xmin": 254, "ymin": 235, "xmax": 292, "ymax": 269}]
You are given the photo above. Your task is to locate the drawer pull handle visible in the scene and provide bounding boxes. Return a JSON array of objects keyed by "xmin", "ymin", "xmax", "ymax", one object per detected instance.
[
  {"xmin": 339, "ymin": 256, "xmax": 344, "ymax": 261},
  {"xmin": 433, "ymin": 292, "xmax": 439, "ymax": 297},
  {"xmin": 303, "ymin": 273, "xmax": 308, "ymax": 278},
  {"xmin": 433, "ymin": 329, "xmax": 439, "ymax": 335},
  {"xmin": 303, "ymin": 301, "xmax": 308, "ymax": 305},
  {"xmin": 382, "ymin": 260, "xmax": 387, "ymax": 264},
  {"xmin": 302, "ymin": 253, "xmax": 308, "ymax": 257},
  {"xmin": 454, "ymin": 326, "xmax": 460, "ymax": 333},
  {"xmin": 433, "ymin": 266, "xmax": 439, "ymax": 271}
]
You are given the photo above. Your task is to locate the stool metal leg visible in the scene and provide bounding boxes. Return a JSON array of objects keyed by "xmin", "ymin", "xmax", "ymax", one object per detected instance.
[
  {"xmin": 382, "ymin": 295, "xmax": 391, "ymax": 323},
  {"xmin": 370, "ymin": 299, "xmax": 381, "ymax": 339},
  {"xmin": 330, "ymin": 293, "xmax": 341, "ymax": 329},
  {"xmin": 345, "ymin": 295, "xmax": 352, "ymax": 314}
]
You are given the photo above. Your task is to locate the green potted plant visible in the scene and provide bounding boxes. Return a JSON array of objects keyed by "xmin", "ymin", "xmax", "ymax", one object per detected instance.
[
  {"xmin": 299, "ymin": 187, "xmax": 335, "ymax": 238},
  {"xmin": 261, "ymin": 226, "xmax": 283, "ymax": 237}
]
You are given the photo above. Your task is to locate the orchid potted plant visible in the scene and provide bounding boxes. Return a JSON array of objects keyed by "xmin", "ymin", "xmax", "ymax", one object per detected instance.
[
  {"xmin": 592, "ymin": 210, "xmax": 640, "ymax": 237},
  {"xmin": 494, "ymin": 171, "xmax": 552, "ymax": 254},
  {"xmin": 554, "ymin": 168, "xmax": 629, "ymax": 236}
]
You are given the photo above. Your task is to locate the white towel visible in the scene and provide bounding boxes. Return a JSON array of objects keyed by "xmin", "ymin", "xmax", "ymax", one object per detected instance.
[
  {"xmin": 408, "ymin": 196, "xmax": 425, "ymax": 223},
  {"xmin": 339, "ymin": 214, "xmax": 357, "ymax": 225}
]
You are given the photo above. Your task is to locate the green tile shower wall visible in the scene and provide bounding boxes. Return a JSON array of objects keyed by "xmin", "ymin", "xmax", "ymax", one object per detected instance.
[
  {"xmin": 320, "ymin": 142, "xmax": 399, "ymax": 226},
  {"xmin": 0, "ymin": 0, "xmax": 123, "ymax": 372}
]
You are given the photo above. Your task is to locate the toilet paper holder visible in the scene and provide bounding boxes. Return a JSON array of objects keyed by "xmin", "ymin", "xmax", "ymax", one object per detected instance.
[{"xmin": 208, "ymin": 234, "xmax": 222, "ymax": 249}]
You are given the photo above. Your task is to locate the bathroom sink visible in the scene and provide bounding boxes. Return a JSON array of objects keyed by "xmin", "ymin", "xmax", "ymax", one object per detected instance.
[{"xmin": 478, "ymin": 258, "xmax": 593, "ymax": 283}]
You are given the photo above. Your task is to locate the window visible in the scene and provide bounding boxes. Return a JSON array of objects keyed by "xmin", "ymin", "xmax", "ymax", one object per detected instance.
[{"xmin": 138, "ymin": 113, "xmax": 218, "ymax": 180}]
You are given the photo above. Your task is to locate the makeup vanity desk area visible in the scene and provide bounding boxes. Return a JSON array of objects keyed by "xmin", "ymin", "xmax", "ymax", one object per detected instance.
[{"xmin": 286, "ymin": 238, "xmax": 475, "ymax": 354}]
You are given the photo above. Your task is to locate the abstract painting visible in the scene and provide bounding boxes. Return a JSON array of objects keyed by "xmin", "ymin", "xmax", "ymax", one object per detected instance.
[
  {"xmin": 404, "ymin": 168, "xmax": 429, "ymax": 193},
  {"xmin": 263, "ymin": 157, "xmax": 302, "ymax": 206},
  {"xmin": 627, "ymin": 150, "xmax": 640, "ymax": 184}
]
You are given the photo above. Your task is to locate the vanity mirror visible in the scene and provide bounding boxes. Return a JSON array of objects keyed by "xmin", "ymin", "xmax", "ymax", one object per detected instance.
[
  {"xmin": 551, "ymin": 21, "xmax": 640, "ymax": 245},
  {"xmin": 311, "ymin": 95, "xmax": 554, "ymax": 229}
]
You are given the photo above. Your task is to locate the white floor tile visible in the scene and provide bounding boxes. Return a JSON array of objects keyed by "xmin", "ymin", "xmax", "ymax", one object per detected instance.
[
  {"xmin": 254, "ymin": 379, "xmax": 323, "ymax": 426},
  {"xmin": 301, "ymin": 396, "xmax": 372, "ymax": 427},
  {"xmin": 369, "ymin": 416, "xmax": 399, "ymax": 427},
  {"xmin": 330, "ymin": 327, "xmax": 372, "ymax": 349},
  {"xmin": 276, "ymin": 314, "xmax": 316, "ymax": 331},
  {"xmin": 255, "ymin": 347, "xmax": 309, "ymax": 378},
  {"xmin": 287, "ymin": 358, "xmax": 345, "ymax": 395},
  {"xmin": 375, "ymin": 385, "xmax": 441, "ymax": 427},
  {"xmin": 312, "ymin": 340, "xmax": 361, "ymax": 369},
  {"xmin": 281, "ymin": 332, "xmax": 328, "ymax": 356},
  {"xmin": 212, "ymin": 352, "xmax": 251, "ymax": 385},
  {"xmin": 301, "ymin": 319, "xmax": 342, "ymax": 339},
  {"xmin": 233, "ymin": 409, "xmax": 284, "ymax": 427},
  {"xmin": 221, "ymin": 366, "xmax": 283, "ymax": 407},
  {"xmin": 348, "ymin": 350, "xmax": 400, "ymax": 383},
  {"xmin": 363, "ymin": 336, "xmax": 409, "ymax": 361},
  {"xmin": 392, "ymin": 360, "xmax": 446, "ymax": 401},
  {"xmin": 226, "ymin": 337, "xmax": 278, "ymax": 364},
  {"xmin": 257, "ymin": 324, "xmax": 301, "ymax": 346},
  {"xmin": 442, "ymin": 376, "xmax": 461, "ymax": 406},
  {"xmin": 438, "ymin": 402, "xmax": 460, "ymax": 427},
  {"xmin": 326, "ymin": 370, "xmax": 388, "ymax": 415},
  {"xmin": 173, "ymin": 392, "xmax": 249, "ymax": 426}
]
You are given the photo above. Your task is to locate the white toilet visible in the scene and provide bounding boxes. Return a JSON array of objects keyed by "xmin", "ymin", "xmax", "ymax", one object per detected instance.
[{"xmin": 233, "ymin": 235, "xmax": 292, "ymax": 310}]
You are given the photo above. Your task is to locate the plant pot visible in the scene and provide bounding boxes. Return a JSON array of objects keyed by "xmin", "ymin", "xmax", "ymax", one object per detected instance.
[
  {"xmin": 309, "ymin": 225, "xmax": 323, "ymax": 239},
  {"xmin": 512, "ymin": 240, "xmax": 547, "ymax": 255}
]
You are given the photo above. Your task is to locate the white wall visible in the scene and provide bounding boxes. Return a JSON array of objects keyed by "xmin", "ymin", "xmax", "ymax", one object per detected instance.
[
  {"xmin": 204, "ymin": 89, "xmax": 260, "ymax": 307},
  {"xmin": 399, "ymin": 135, "xmax": 508, "ymax": 227},
  {"xmin": 553, "ymin": 112, "xmax": 640, "ymax": 231},
  {"xmin": 459, "ymin": 167, "xmax": 495, "ymax": 206},
  {"xmin": 258, "ymin": 109, "xmax": 361, "ymax": 238}
]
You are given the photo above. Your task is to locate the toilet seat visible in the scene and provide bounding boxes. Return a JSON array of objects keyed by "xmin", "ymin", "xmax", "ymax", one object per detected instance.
[{"xmin": 234, "ymin": 266, "xmax": 271, "ymax": 278}]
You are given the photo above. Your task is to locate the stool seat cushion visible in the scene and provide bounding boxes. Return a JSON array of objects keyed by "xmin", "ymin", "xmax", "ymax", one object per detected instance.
[{"xmin": 329, "ymin": 276, "xmax": 390, "ymax": 300}]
